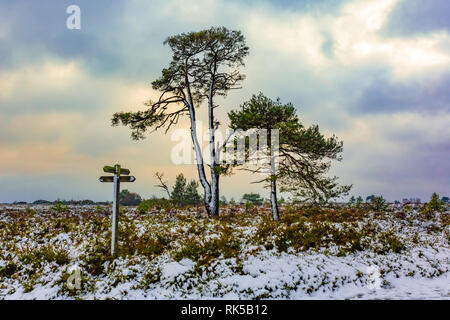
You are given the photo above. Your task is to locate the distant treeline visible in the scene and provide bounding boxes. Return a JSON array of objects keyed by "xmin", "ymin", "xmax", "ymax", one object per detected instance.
[{"xmin": 10, "ymin": 200, "xmax": 110, "ymax": 206}]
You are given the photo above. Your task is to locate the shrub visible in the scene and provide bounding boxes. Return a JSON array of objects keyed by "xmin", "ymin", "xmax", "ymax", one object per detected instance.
[
  {"xmin": 123, "ymin": 233, "xmax": 171, "ymax": 258},
  {"xmin": 174, "ymin": 227, "xmax": 241, "ymax": 264},
  {"xmin": 253, "ymin": 210, "xmax": 369, "ymax": 254},
  {"xmin": 81, "ymin": 238, "xmax": 111, "ymax": 276},
  {"xmin": 138, "ymin": 268, "xmax": 162, "ymax": 289},
  {"xmin": 51, "ymin": 201, "xmax": 69, "ymax": 213},
  {"xmin": 137, "ymin": 198, "xmax": 172, "ymax": 214},
  {"xmin": 95, "ymin": 205, "xmax": 104, "ymax": 214},
  {"xmin": 244, "ymin": 201, "xmax": 254, "ymax": 211},
  {"xmin": 120, "ymin": 190, "xmax": 142, "ymax": 206},
  {"xmin": 16, "ymin": 245, "xmax": 70, "ymax": 269},
  {"xmin": 370, "ymin": 196, "xmax": 388, "ymax": 212},
  {"xmin": 378, "ymin": 231, "xmax": 405, "ymax": 254},
  {"xmin": 25, "ymin": 207, "xmax": 36, "ymax": 215},
  {"xmin": 404, "ymin": 204, "xmax": 413, "ymax": 213},
  {"xmin": 36, "ymin": 246, "xmax": 71, "ymax": 265},
  {"xmin": 0, "ymin": 263, "xmax": 17, "ymax": 278}
]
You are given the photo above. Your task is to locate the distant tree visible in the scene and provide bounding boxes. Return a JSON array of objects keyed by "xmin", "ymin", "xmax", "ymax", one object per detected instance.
[
  {"xmin": 120, "ymin": 190, "xmax": 142, "ymax": 206},
  {"xmin": 441, "ymin": 196, "xmax": 449, "ymax": 203},
  {"xmin": 242, "ymin": 193, "xmax": 263, "ymax": 205},
  {"xmin": 185, "ymin": 180, "xmax": 201, "ymax": 207},
  {"xmin": 119, "ymin": 189, "xmax": 130, "ymax": 203},
  {"xmin": 171, "ymin": 174, "xmax": 187, "ymax": 207},
  {"xmin": 229, "ymin": 197, "xmax": 236, "ymax": 205},
  {"xmin": 154, "ymin": 172, "xmax": 171, "ymax": 199},
  {"xmin": 51, "ymin": 200, "xmax": 69, "ymax": 213},
  {"xmin": 366, "ymin": 195, "xmax": 375, "ymax": 202},
  {"xmin": 427, "ymin": 193, "xmax": 445, "ymax": 212},
  {"xmin": 137, "ymin": 198, "xmax": 172, "ymax": 214},
  {"xmin": 349, "ymin": 196, "xmax": 356, "ymax": 204},
  {"xmin": 220, "ymin": 196, "xmax": 228, "ymax": 206},
  {"xmin": 33, "ymin": 200, "xmax": 51, "ymax": 205},
  {"xmin": 369, "ymin": 196, "xmax": 388, "ymax": 212},
  {"xmin": 355, "ymin": 196, "xmax": 363, "ymax": 209},
  {"xmin": 228, "ymin": 93, "xmax": 351, "ymax": 220}
]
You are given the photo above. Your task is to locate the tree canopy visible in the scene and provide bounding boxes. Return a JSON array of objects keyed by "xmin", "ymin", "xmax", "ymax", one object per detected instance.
[
  {"xmin": 112, "ymin": 26, "xmax": 249, "ymax": 216},
  {"xmin": 228, "ymin": 93, "xmax": 351, "ymax": 218}
]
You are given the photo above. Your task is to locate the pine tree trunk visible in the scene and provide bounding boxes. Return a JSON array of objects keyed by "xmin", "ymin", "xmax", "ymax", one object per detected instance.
[
  {"xmin": 209, "ymin": 172, "xmax": 220, "ymax": 216},
  {"xmin": 206, "ymin": 72, "xmax": 220, "ymax": 217},
  {"xmin": 270, "ymin": 176, "xmax": 279, "ymax": 221},
  {"xmin": 185, "ymin": 99, "xmax": 212, "ymax": 216},
  {"xmin": 270, "ymin": 131, "xmax": 279, "ymax": 220}
]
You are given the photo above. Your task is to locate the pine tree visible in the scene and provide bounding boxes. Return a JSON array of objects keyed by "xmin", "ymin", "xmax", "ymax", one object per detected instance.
[
  {"xmin": 185, "ymin": 180, "xmax": 201, "ymax": 207},
  {"xmin": 428, "ymin": 192, "xmax": 444, "ymax": 212},
  {"xmin": 242, "ymin": 193, "xmax": 263, "ymax": 205},
  {"xmin": 112, "ymin": 27, "xmax": 249, "ymax": 217},
  {"xmin": 171, "ymin": 174, "xmax": 187, "ymax": 207},
  {"xmin": 220, "ymin": 196, "xmax": 228, "ymax": 206},
  {"xmin": 228, "ymin": 93, "xmax": 351, "ymax": 220}
]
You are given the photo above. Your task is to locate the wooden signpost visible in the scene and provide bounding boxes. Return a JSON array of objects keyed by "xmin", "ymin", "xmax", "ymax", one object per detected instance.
[{"xmin": 99, "ymin": 164, "xmax": 136, "ymax": 256}]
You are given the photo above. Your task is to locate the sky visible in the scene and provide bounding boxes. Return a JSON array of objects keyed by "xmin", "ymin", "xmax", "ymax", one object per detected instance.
[{"xmin": 0, "ymin": 0, "xmax": 449, "ymax": 203}]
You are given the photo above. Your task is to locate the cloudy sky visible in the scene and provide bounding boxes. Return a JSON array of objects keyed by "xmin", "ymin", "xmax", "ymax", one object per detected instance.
[{"xmin": 0, "ymin": 0, "xmax": 449, "ymax": 203}]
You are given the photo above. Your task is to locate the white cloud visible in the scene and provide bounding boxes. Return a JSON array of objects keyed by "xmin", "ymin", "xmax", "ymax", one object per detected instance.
[
  {"xmin": 0, "ymin": 60, "xmax": 157, "ymax": 114},
  {"xmin": 241, "ymin": 0, "xmax": 449, "ymax": 79},
  {"xmin": 331, "ymin": 0, "xmax": 449, "ymax": 78}
]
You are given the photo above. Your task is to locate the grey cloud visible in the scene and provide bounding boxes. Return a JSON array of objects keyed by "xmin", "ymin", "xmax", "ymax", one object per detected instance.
[
  {"xmin": 355, "ymin": 71, "xmax": 450, "ymax": 114},
  {"xmin": 383, "ymin": 0, "xmax": 450, "ymax": 37},
  {"xmin": 0, "ymin": 0, "xmax": 162, "ymax": 79},
  {"xmin": 336, "ymin": 135, "xmax": 450, "ymax": 201},
  {"xmin": 231, "ymin": 0, "xmax": 350, "ymax": 12}
]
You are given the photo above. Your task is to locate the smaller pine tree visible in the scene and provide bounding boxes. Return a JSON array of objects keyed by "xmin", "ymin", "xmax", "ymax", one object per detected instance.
[
  {"xmin": 242, "ymin": 193, "xmax": 263, "ymax": 205},
  {"xmin": 171, "ymin": 174, "xmax": 187, "ymax": 207},
  {"xmin": 427, "ymin": 192, "xmax": 444, "ymax": 212},
  {"xmin": 185, "ymin": 180, "xmax": 201, "ymax": 207},
  {"xmin": 370, "ymin": 195, "xmax": 388, "ymax": 211},
  {"xmin": 355, "ymin": 196, "xmax": 363, "ymax": 209}
]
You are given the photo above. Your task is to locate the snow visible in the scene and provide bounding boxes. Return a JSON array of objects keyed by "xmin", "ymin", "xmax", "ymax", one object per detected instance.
[
  {"xmin": 162, "ymin": 260, "xmax": 195, "ymax": 279},
  {"xmin": 0, "ymin": 205, "xmax": 449, "ymax": 300}
]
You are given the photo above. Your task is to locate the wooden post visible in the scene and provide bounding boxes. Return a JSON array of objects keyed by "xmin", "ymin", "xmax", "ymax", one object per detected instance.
[
  {"xmin": 111, "ymin": 164, "xmax": 120, "ymax": 257},
  {"xmin": 99, "ymin": 164, "xmax": 135, "ymax": 257}
]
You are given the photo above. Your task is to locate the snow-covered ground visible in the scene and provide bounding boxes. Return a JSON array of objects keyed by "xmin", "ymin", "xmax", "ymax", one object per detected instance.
[{"xmin": 0, "ymin": 204, "xmax": 448, "ymax": 300}]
